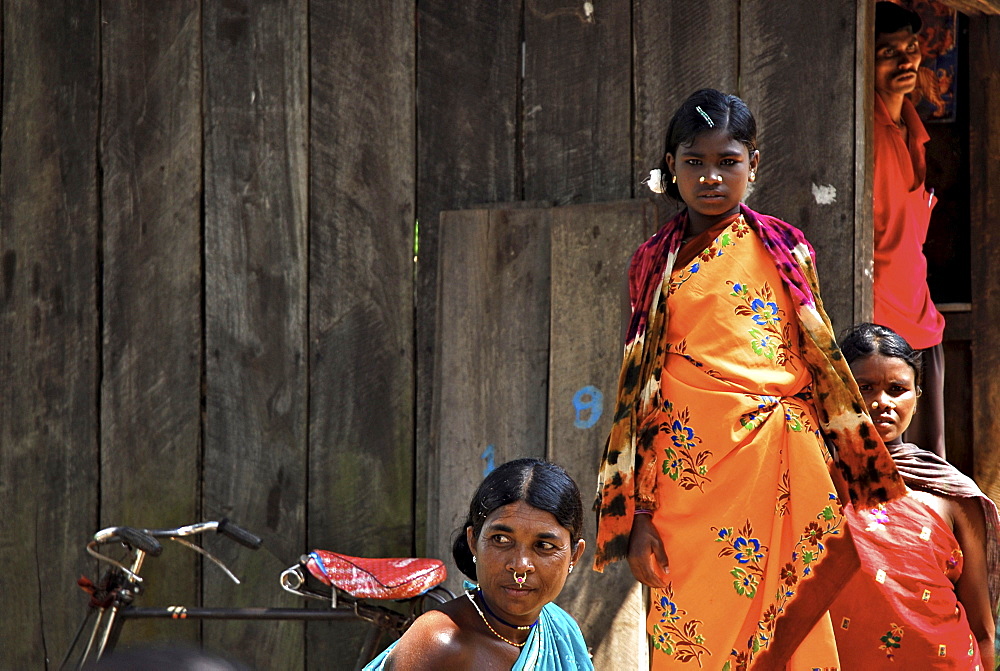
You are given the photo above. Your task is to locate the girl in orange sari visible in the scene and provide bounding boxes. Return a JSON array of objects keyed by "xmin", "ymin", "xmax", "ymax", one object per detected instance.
[{"xmin": 594, "ymin": 89, "xmax": 905, "ymax": 669}]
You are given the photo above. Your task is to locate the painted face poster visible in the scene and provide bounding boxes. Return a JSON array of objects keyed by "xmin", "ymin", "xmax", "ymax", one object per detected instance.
[{"xmin": 898, "ymin": 0, "xmax": 959, "ymax": 123}]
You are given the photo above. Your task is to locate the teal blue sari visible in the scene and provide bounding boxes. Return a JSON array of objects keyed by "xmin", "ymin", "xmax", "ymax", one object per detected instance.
[{"xmin": 363, "ymin": 591, "xmax": 593, "ymax": 671}]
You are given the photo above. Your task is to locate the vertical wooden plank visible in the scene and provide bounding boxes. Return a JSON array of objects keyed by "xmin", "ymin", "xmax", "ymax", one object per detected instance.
[
  {"xmin": 0, "ymin": 2, "xmax": 100, "ymax": 666},
  {"xmin": 547, "ymin": 198, "xmax": 653, "ymax": 669},
  {"xmin": 429, "ymin": 207, "xmax": 551, "ymax": 596},
  {"xmin": 308, "ymin": 0, "xmax": 415, "ymax": 666},
  {"xmin": 203, "ymin": 0, "xmax": 308, "ymax": 667},
  {"xmin": 941, "ymin": 315, "xmax": 973, "ymax": 475},
  {"xmin": 99, "ymin": 0, "xmax": 202, "ymax": 646},
  {"xmin": 523, "ymin": 0, "xmax": 632, "ymax": 204},
  {"xmin": 969, "ymin": 16, "xmax": 1000, "ymax": 503},
  {"xmin": 740, "ymin": 1, "xmax": 860, "ymax": 335},
  {"xmin": 415, "ymin": 0, "xmax": 522, "ymax": 558},
  {"xmin": 854, "ymin": 0, "xmax": 875, "ymax": 325},
  {"xmin": 633, "ymin": 0, "xmax": 739, "ymax": 195}
]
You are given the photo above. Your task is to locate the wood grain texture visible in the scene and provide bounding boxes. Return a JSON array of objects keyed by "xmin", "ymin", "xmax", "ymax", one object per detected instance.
[
  {"xmin": 740, "ymin": 0, "xmax": 860, "ymax": 335},
  {"xmin": 854, "ymin": 0, "xmax": 875, "ymax": 324},
  {"xmin": 307, "ymin": 0, "xmax": 415, "ymax": 665},
  {"xmin": 202, "ymin": 0, "xmax": 309, "ymax": 666},
  {"xmin": 633, "ymin": 0, "xmax": 739, "ymax": 192},
  {"xmin": 98, "ymin": 0, "xmax": 202, "ymax": 647},
  {"xmin": 523, "ymin": 0, "xmax": 632, "ymax": 204},
  {"xmin": 415, "ymin": 0, "xmax": 522, "ymax": 556},
  {"xmin": 942, "ymin": 314, "xmax": 972, "ymax": 476},
  {"xmin": 969, "ymin": 16, "xmax": 1000, "ymax": 504},
  {"xmin": 546, "ymin": 198, "xmax": 653, "ymax": 669},
  {"xmin": 428, "ymin": 207, "xmax": 551, "ymax": 597},
  {"xmin": 0, "ymin": 2, "xmax": 100, "ymax": 666}
]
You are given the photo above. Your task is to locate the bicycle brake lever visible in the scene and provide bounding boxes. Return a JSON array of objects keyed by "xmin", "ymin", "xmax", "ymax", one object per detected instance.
[
  {"xmin": 85, "ymin": 543, "xmax": 144, "ymax": 583},
  {"xmin": 170, "ymin": 537, "xmax": 242, "ymax": 585}
]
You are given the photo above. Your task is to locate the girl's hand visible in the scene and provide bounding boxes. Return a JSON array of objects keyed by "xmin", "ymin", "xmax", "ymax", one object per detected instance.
[{"xmin": 627, "ymin": 514, "xmax": 671, "ymax": 587}]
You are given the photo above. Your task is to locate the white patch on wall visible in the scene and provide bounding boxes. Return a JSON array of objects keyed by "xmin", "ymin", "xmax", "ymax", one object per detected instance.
[{"xmin": 811, "ymin": 183, "xmax": 837, "ymax": 205}]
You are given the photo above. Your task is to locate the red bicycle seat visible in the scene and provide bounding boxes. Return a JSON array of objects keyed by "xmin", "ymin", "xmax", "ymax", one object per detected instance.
[{"xmin": 305, "ymin": 550, "xmax": 447, "ymax": 600}]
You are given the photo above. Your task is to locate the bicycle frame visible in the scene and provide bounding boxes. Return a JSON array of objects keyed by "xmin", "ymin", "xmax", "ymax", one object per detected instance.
[{"xmin": 61, "ymin": 521, "xmax": 453, "ymax": 671}]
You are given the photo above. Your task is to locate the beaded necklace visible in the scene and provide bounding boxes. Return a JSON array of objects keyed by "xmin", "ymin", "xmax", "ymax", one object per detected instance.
[
  {"xmin": 465, "ymin": 589, "xmax": 534, "ymax": 648},
  {"xmin": 477, "ymin": 588, "xmax": 535, "ymax": 631}
]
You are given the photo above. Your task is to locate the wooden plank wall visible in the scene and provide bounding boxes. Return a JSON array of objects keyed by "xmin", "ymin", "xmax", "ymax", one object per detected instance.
[
  {"xmin": 307, "ymin": 0, "xmax": 416, "ymax": 661},
  {"xmin": 969, "ymin": 15, "xmax": 1000, "ymax": 502},
  {"xmin": 0, "ymin": 3, "xmax": 100, "ymax": 667},
  {"xmin": 546, "ymin": 199, "xmax": 660, "ymax": 669},
  {"xmin": 99, "ymin": 1, "xmax": 203, "ymax": 648},
  {"xmin": 202, "ymin": 0, "xmax": 309, "ymax": 665},
  {"xmin": 428, "ymin": 208, "xmax": 552, "ymax": 589},
  {"xmin": 9, "ymin": 1, "xmax": 998, "ymax": 669}
]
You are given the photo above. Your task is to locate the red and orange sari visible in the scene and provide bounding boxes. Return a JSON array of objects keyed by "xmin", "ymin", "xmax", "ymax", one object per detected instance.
[{"xmin": 595, "ymin": 206, "xmax": 906, "ymax": 669}]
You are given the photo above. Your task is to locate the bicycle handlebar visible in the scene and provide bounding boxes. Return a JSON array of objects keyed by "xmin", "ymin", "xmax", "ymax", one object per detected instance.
[
  {"xmin": 136, "ymin": 520, "xmax": 262, "ymax": 549},
  {"xmin": 93, "ymin": 527, "xmax": 163, "ymax": 556},
  {"xmin": 217, "ymin": 518, "xmax": 264, "ymax": 549}
]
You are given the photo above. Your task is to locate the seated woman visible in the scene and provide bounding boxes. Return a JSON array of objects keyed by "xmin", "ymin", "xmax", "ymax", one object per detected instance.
[
  {"xmin": 830, "ymin": 323, "xmax": 998, "ymax": 669},
  {"xmin": 364, "ymin": 458, "xmax": 592, "ymax": 670}
]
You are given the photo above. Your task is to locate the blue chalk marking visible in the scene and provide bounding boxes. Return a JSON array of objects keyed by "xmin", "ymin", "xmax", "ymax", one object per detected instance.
[
  {"xmin": 572, "ymin": 385, "xmax": 603, "ymax": 429},
  {"xmin": 481, "ymin": 444, "xmax": 496, "ymax": 478}
]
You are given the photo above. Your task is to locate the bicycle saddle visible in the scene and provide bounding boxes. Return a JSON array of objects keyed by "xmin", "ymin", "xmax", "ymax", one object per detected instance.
[{"xmin": 305, "ymin": 550, "xmax": 447, "ymax": 600}]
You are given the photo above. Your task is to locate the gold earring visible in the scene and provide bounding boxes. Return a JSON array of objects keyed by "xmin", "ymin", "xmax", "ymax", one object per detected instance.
[
  {"xmin": 672, "ymin": 175, "xmax": 677, "ymax": 183},
  {"xmin": 749, "ymin": 170, "xmax": 756, "ymax": 181}
]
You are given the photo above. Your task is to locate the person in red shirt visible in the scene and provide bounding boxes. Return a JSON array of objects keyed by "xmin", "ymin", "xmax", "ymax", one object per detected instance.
[{"xmin": 872, "ymin": 1, "xmax": 946, "ymax": 457}]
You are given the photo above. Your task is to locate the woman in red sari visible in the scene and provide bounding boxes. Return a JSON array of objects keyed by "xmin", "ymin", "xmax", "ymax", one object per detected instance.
[
  {"xmin": 594, "ymin": 89, "xmax": 906, "ymax": 669},
  {"xmin": 830, "ymin": 323, "xmax": 997, "ymax": 670}
]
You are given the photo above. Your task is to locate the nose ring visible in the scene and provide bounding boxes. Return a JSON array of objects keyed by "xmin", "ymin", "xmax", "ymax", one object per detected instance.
[
  {"xmin": 699, "ymin": 175, "xmax": 706, "ymax": 183},
  {"xmin": 513, "ymin": 572, "xmax": 527, "ymax": 585},
  {"xmin": 871, "ymin": 401, "xmax": 879, "ymax": 409}
]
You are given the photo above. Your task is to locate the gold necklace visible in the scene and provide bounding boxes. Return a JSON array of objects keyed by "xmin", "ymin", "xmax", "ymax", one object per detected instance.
[{"xmin": 465, "ymin": 590, "xmax": 526, "ymax": 648}]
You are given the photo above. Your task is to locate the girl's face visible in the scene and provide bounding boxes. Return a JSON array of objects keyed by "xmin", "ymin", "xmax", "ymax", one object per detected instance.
[
  {"xmin": 666, "ymin": 127, "xmax": 759, "ymax": 224},
  {"xmin": 850, "ymin": 353, "xmax": 919, "ymax": 444},
  {"xmin": 468, "ymin": 500, "xmax": 585, "ymax": 627}
]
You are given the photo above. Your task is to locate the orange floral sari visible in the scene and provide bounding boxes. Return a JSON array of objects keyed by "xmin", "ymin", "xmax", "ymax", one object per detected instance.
[
  {"xmin": 595, "ymin": 206, "xmax": 905, "ymax": 669},
  {"xmin": 643, "ymin": 214, "xmax": 841, "ymax": 668}
]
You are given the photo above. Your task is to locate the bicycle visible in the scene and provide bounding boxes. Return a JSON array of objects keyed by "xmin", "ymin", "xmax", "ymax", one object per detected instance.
[{"xmin": 61, "ymin": 519, "xmax": 455, "ymax": 671}]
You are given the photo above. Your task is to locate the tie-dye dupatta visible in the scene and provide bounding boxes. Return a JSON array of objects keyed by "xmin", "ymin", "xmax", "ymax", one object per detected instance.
[{"xmin": 593, "ymin": 204, "xmax": 906, "ymax": 571}]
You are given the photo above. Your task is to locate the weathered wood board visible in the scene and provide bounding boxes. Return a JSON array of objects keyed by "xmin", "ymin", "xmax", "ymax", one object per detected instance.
[
  {"xmin": 633, "ymin": 0, "xmax": 740, "ymax": 191},
  {"xmin": 306, "ymin": 0, "xmax": 416, "ymax": 666},
  {"xmin": 415, "ymin": 0, "xmax": 523, "ymax": 558},
  {"xmin": 0, "ymin": 2, "xmax": 101, "ymax": 666},
  {"xmin": 429, "ymin": 207, "xmax": 552, "ymax": 597},
  {"xmin": 740, "ymin": 1, "xmax": 861, "ymax": 335},
  {"xmin": 969, "ymin": 15, "xmax": 1000, "ymax": 504},
  {"xmin": 98, "ymin": 0, "xmax": 203, "ymax": 647},
  {"xmin": 523, "ymin": 0, "xmax": 632, "ymax": 204},
  {"xmin": 546, "ymin": 198, "xmax": 659, "ymax": 669},
  {"xmin": 202, "ymin": 0, "xmax": 309, "ymax": 667}
]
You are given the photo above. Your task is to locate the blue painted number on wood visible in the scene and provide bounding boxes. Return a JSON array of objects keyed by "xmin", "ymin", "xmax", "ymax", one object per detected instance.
[
  {"xmin": 573, "ymin": 386, "xmax": 603, "ymax": 429},
  {"xmin": 481, "ymin": 444, "xmax": 496, "ymax": 478}
]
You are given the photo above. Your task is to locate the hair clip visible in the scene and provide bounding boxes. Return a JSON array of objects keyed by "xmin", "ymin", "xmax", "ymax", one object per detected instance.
[
  {"xmin": 695, "ymin": 106, "xmax": 715, "ymax": 127},
  {"xmin": 644, "ymin": 168, "xmax": 665, "ymax": 194}
]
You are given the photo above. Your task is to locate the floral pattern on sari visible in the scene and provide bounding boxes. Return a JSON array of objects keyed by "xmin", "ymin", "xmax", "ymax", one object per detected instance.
[
  {"xmin": 658, "ymin": 401, "xmax": 712, "ymax": 492},
  {"xmin": 650, "ymin": 583, "xmax": 709, "ymax": 667},
  {"xmin": 669, "ymin": 224, "xmax": 748, "ymax": 297},
  {"xmin": 879, "ymin": 623, "xmax": 904, "ymax": 660},
  {"xmin": 725, "ymin": 494, "xmax": 846, "ymax": 665},
  {"xmin": 738, "ymin": 395, "xmax": 815, "ymax": 435},
  {"xmin": 665, "ymin": 339, "xmax": 724, "ymax": 380},
  {"xmin": 713, "ymin": 522, "xmax": 768, "ymax": 600},
  {"xmin": 728, "ymin": 281, "xmax": 797, "ymax": 368}
]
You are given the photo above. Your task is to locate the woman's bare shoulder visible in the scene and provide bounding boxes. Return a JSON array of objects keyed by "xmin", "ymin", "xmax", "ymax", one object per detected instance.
[{"xmin": 382, "ymin": 607, "xmax": 473, "ymax": 670}]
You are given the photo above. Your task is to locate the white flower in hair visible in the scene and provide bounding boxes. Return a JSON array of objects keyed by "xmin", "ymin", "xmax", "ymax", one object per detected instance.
[{"xmin": 646, "ymin": 168, "xmax": 665, "ymax": 194}]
